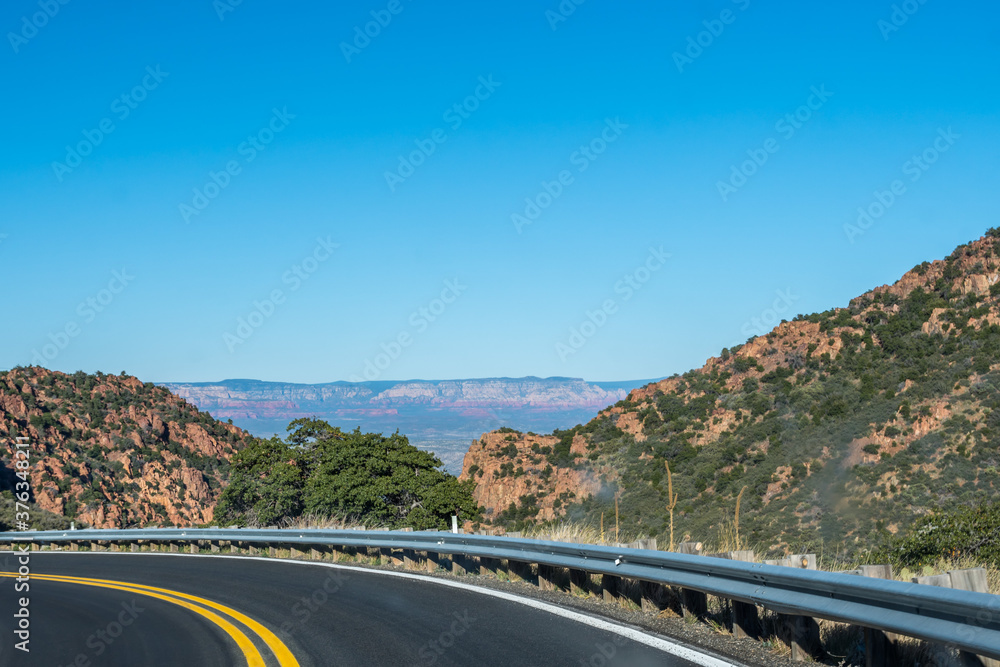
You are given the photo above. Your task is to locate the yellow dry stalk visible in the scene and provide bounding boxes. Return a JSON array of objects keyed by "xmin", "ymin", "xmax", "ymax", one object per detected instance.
[
  {"xmin": 665, "ymin": 461, "xmax": 679, "ymax": 551},
  {"xmin": 734, "ymin": 485, "xmax": 747, "ymax": 551}
]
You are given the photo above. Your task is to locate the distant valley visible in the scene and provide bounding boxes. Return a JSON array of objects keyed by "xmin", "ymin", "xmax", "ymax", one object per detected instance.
[{"xmin": 159, "ymin": 377, "xmax": 659, "ymax": 473}]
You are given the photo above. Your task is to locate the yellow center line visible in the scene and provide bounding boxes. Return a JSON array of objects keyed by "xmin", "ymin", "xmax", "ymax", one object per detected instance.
[
  {"xmin": 0, "ymin": 572, "xmax": 293, "ymax": 667},
  {"xmin": 39, "ymin": 573, "xmax": 300, "ymax": 667}
]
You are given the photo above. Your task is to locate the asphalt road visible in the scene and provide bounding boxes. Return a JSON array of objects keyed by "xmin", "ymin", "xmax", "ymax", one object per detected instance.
[{"xmin": 0, "ymin": 552, "xmax": 735, "ymax": 666}]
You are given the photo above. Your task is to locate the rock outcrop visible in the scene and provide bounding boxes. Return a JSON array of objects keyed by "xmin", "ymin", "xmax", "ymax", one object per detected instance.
[{"xmin": 0, "ymin": 367, "xmax": 251, "ymax": 528}]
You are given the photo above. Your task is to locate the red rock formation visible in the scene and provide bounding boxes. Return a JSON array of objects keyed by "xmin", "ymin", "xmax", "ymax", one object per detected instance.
[{"xmin": 0, "ymin": 367, "xmax": 251, "ymax": 528}]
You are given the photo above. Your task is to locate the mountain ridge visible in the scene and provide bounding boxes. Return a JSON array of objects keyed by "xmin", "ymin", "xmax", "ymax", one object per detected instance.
[
  {"xmin": 160, "ymin": 376, "xmax": 661, "ymax": 472},
  {"xmin": 462, "ymin": 229, "xmax": 1000, "ymax": 556}
]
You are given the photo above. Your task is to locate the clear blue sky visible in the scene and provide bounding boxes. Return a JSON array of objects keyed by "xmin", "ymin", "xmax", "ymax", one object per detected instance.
[{"xmin": 2, "ymin": 0, "xmax": 998, "ymax": 383}]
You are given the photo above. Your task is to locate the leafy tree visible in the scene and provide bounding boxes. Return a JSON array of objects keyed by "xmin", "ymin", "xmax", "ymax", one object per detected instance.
[{"xmin": 216, "ymin": 419, "xmax": 480, "ymax": 530}]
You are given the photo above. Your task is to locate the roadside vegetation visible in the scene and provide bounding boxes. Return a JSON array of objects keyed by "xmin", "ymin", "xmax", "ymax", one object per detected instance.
[
  {"xmin": 486, "ymin": 230, "xmax": 1000, "ymax": 567},
  {"xmin": 216, "ymin": 418, "xmax": 481, "ymax": 531}
]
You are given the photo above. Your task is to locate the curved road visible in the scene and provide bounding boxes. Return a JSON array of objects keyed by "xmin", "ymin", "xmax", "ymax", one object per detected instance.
[{"xmin": 1, "ymin": 552, "xmax": 736, "ymax": 666}]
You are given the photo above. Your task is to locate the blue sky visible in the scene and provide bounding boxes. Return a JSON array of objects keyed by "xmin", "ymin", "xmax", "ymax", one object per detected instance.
[{"xmin": 1, "ymin": 0, "xmax": 998, "ymax": 383}]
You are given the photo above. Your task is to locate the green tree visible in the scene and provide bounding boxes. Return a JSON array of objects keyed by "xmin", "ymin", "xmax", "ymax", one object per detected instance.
[{"xmin": 216, "ymin": 419, "xmax": 481, "ymax": 530}]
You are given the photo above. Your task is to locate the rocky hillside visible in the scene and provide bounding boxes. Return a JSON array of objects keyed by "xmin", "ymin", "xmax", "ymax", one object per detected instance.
[
  {"xmin": 462, "ymin": 230, "xmax": 1000, "ymax": 556},
  {"xmin": 163, "ymin": 377, "xmax": 653, "ymax": 473},
  {"xmin": 0, "ymin": 367, "xmax": 252, "ymax": 528}
]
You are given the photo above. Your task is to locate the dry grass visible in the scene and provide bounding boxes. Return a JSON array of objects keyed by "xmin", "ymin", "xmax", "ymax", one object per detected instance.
[
  {"xmin": 274, "ymin": 513, "xmax": 383, "ymax": 530},
  {"xmin": 521, "ymin": 522, "xmax": 649, "ymax": 546}
]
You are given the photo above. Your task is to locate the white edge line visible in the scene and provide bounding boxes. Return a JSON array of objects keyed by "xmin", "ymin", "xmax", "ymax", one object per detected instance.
[{"xmin": 19, "ymin": 550, "xmax": 739, "ymax": 667}]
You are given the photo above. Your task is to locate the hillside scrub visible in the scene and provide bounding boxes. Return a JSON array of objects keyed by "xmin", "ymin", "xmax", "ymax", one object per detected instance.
[{"xmin": 464, "ymin": 230, "xmax": 1000, "ymax": 560}]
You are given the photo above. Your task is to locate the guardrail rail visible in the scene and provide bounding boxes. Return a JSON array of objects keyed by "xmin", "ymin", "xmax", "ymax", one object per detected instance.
[{"xmin": 4, "ymin": 528, "xmax": 999, "ymax": 666}]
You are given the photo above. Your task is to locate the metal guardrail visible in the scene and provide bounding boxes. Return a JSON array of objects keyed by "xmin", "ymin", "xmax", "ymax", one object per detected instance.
[{"xmin": 7, "ymin": 528, "xmax": 1000, "ymax": 661}]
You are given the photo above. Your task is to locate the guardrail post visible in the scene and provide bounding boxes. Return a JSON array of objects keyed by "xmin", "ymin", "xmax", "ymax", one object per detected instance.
[
  {"xmin": 857, "ymin": 565, "xmax": 898, "ymax": 667},
  {"xmin": 677, "ymin": 542, "xmax": 706, "ymax": 618},
  {"xmin": 452, "ymin": 553, "xmax": 468, "ymax": 576},
  {"xmin": 169, "ymin": 542, "xmax": 179, "ymax": 553},
  {"xmin": 190, "ymin": 542, "xmax": 199, "ymax": 554},
  {"xmin": 709, "ymin": 550, "xmax": 760, "ymax": 638},
  {"xmin": 130, "ymin": 542, "xmax": 139, "ymax": 553},
  {"xmin": 914, "ymin": 568, "xmax": 998, "ymax": 667},
  {"xmin": 784, "ymin": 614, "xmax": 822, "ymax": 663},
  {"xmin": 478, "ymin": 556, "xmax": 499, "ymax": 577},
  {"xmin": 508, "ymin": 560, "xmax": 535, "ymax": 585},
  {"xmin": 766, "ymin": 554, "xmax": 821, "ymax": 662},
  {"xmin": 403, "ymin": 549, "xmax": 418, "ymax": 570},
  {"xmin": 70, "ymin": 542, "xmax": 79, "ymax": 551},
  {"xmin": 639, "ymin": 580, "xmax": 669, "ymax": 612},
  {"xmin": 538, "ymin": 564, "xmax": 567, "ymax": 592},
  {"xmin": 570, "ymin": 569, "xmax": 591, "ymax": 597},
  {"xmin": 426, "ymin": 551, "xmax": 442, "ymax": 573},
  {"xmin": 601, "ymin": 573, "xmax": 622, "ymax": 604},
  {"xmin": 210, "ymin": 541, "xmax": 221, "ymax": 553}
]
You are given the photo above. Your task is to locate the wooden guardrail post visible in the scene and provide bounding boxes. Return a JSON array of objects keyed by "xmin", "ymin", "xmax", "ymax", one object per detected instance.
[
  {"xmin": 914, "ymin": 568, "xmax": 998, "ymax": 667},
  {"xmin": 767, "ymin": 554, "xmax": 821, "ymax": 662},
  {"xmin": 677, "ymin": 542, "xmax": 707, "ymax": 618},
  {"xmin": 570, "ymin": 568, "xmax": 591, "ymax": 597},
  {"xmin": 478, "ymin": 556, "xmax": 500, "ymax": 577},
  {"xmin": 451, "ymin": 553, "xmax": 468, "ymax": 576},
  {"xmin": 539, "ymin": 564, "xmax": 569, "ymax": 592},
  {"xmin": 857, "ymin": 565, "xmax": 898, "ymax": 667},
  {"xmin": 601, "ymin": 572, "xmax": 621, "ymax": 604},
  {"xmin": 709, "ymin": 550, "xmax": 760, "ymax": 639},
  {"xmin": 426, "ymin": 551, "xmax": 442, "ymax": 573},
  {"xmin": 508, "ymin": 559, "xmax": 535, "ymax": 585}
]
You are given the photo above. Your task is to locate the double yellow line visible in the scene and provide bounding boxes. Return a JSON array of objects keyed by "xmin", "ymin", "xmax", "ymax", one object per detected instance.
[{"xmin": 0, "ymin": 572, "xmax": 299, "ymax": 667}]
